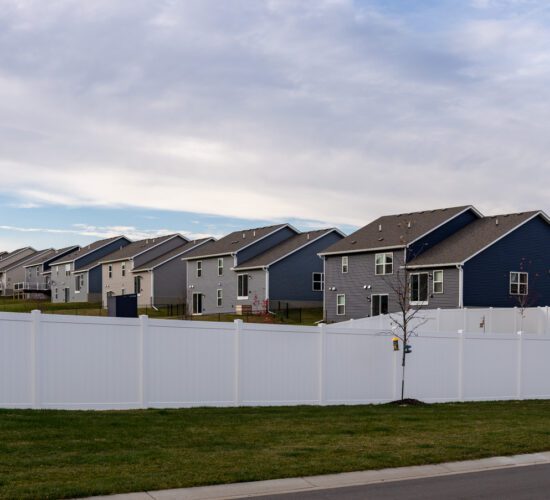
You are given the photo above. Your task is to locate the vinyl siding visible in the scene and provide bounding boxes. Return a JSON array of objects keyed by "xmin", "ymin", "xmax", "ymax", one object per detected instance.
[
  {"xmin": 153, "ymin": 258, "xmax": 187, "ymax": 305},
  {"xmin": 132, "ymin": 236, "xmax": 187, "ymax": 268},
  {"xmin": 236, "ymin": 227, "xmax": 296, "ymax": 265}
]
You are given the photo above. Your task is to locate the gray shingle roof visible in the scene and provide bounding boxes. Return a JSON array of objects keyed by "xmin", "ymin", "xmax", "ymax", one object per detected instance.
[
  {"xmin": 133, "ymin": 238, "xmax": 214, "ymax": 271},
  {"xmin": 183, "ymin": 224, "xmax": 293, "ymax": 260},
  {"xmin": 49, "ymin": 236, "xmax": 129, "ymax": 266},
  {"xmin": 22, "ymin": 245, "xmax": 79, "ymax": 267},
  {"xmin": 0, "ymin": 249, "xmax": 51, "ymax": 273},
  {"xmin": 234, "ymin": 229, "xmax": 340, "ymax": 270},
  {"xmin": 320, "ymin": 206, "xmax": 477, "ymax": 255},
  {"xmin": 406, "ymin": 211, "xmax": 545, "ymax": 267},
  {"xmin": 99, "ymin": 234, "xmax": 186, "ymax": 263}
]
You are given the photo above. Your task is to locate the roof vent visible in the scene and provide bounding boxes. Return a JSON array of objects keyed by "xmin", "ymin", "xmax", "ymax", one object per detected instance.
[
  {"xmin": 378, "ymin": 237, "xmax": 384, "ymax": 241},
  {"xmin": 351, "ymin": 240, "xmax": 357, "ymax": 245},
  {"xmin": 407, "ymin": 221, "xmax": 411, "ymax": 229},
  {"xmin": 306, "ymin": 233, "xmax": 310, "ymax": 240},
  {"xmin": 495, "ymin": 218, "xmax": 499, "ymax": 226},
  {"xmin": 242, "ymin": 233, "xmax": 246, "ymax": 239},
  {"xmin": 253, "ymin": 230, "xmax": 256, "ymax": 237},
  {"xmin": 378, "ymin": 224, "xmax": 382, "ymax": 232}
]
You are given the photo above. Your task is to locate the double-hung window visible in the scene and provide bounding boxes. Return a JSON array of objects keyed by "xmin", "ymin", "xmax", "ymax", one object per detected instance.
[
  {"xmin": 196, "ymin": 261, "xmax": 202, "ymax": 278},
  {"xmin": 217, "ymin": 289, "xmax": 223, "ymax": 307},
  {"xmin": 341, "ymin": 256, "xmax": 348, "ymax": 273},
  {"xmin": 217, "ymin": 258, "xmax": 223, "ymax": 276},
  {"xmin": 237, "ymin": 274, "xmax": 249, "ymax": 299},
  {"xmin": 312, "ymin": 272, "xmax": 324, "ymax": 291},
  {"xmin": 108, "ymin": 265, "xmax": 113, "ymax": 279},
  {"xmin": 510, "ymin": 272, "xmax": 528, "ymax": 295},
  {"xmin": 121, "ymin": 262, "xmax": 126, "ymax": 277},
  {"xmin": 410, "ymin": 273, "xmax": 429, "ymax": 305},
  {"xmin": 336, "ymin": 294, "xmax": 346, "ymax": 315},
  {"xmin": 375, "ymin": 253, "xmax": 393, "ymax": 275},
  {"xmin": 65, "ymin": 264, "xmax": 71, "ymax": 277},
  {"xmin": 134, "ymin": 276, "xmax": 142, "ymax": 294},
  {"xmin": 75, "ymin": 275, "xmax": 83, "ymax": 292},
  {"xmin": 433, "ymin": 270, "xmax": 444, "ymax": 294}
]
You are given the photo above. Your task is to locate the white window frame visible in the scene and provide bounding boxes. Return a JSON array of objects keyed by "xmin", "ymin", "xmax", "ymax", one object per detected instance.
[
  {"xmin": 134, "ymin": 275, "xmax": 142, "ymax": 295},
  {"xmin": 375, "ymin": 252, "xmax": 393, "ymax": 275},
  {"xmin": 410, "ymin": 272, "xmax": 429, "ymax": 306},
  {"xmin": 75, "ymin": 274, "xmax": 83, "ymax": 293},
  {"xmin": 108, "ymin": 264, "xmax": 113, "ymax": 279},
  {"xmin": 65, "ymin": 263, "xmax": 71, "ymax": 276},
  {"xmin": 371, "ymin": 294, "xmax": 389, "ymax": 317},
  {"xmin": 312, "ymin": 272, "xmax": 324, "ymax": 292},
  {"xmin": 336, "ymin": 294, "xmax": 346, "ymax": 316},
  {"xmin": 237, "ymin": 274, "xmax": 249, "ymax": 300},
  {"xmin": 196, "ymin": 261, "xmax": 202, "ymax": 278},
  {"xmin": 121, "ymin": 262, "xmax": 126, "ymax": 277},
  {"xmin": 217, "ymin": 288, "xmax": 223, "ymax": 307},
  {"xmin": 510, "ymin": 271, "xmax": 528, "ymax": 296},
  {"xmin": 433, "ymin": 270, "xmax": 444, "ymax": 294},
  {"xmin": 341, "ymin": 256, "xmax": 349, "ymax": 274},
  {"xmin": 217, "ymin": 258, "xmax": 223, "ymax": 276}
]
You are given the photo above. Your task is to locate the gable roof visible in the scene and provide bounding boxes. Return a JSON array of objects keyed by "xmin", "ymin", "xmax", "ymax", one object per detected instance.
[
  {"xmin": 49, "ymin": 236, "xmax": 129, "ymax": 266},
  {"xmin": 98, "ymin": 234, "xmax": 187, "ymax": 264},
  {"xmin": 133, "ymin": 238, "xmax": 215, "ymax": 272},
  {"xmin": 233, "ymin": 229, "xmax": 343, "ymax": 270},
  {"xmin": 182, "ymin": 224, "xmax": 297, "ymax": 260},
  {"xmin": 406, "ymin": 211, "xmax": 548, "ymax": 268},
  {"xmin": 319, "ymin": 206, "xmax": 480, "ymax": 256},
  {"xmin": 0, "ymin": 252, "xmax": 7, "ymax": 260},
  {"xmin": 23, "ymin": 245, "xmax": 80, "ymax": 268},
  {"xmin": 0, "ymin": 249, "xmax": 52, "ymax": 273}
]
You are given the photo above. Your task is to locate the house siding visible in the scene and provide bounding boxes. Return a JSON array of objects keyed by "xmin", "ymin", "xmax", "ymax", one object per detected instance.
[
  {"xmin": 132, "ymin": 236, "xmax": 187, "ymax": 268},
  {"xmin": 153, "ymin": 258, "xmax": 188, "ymax": 305},
  {"xmin": 463, "ymin": 215, "xmax": 550, "ymax": 307},
  {"xmin": 236, "ymin": 227, "xmax": 296, "ymax": 265}
]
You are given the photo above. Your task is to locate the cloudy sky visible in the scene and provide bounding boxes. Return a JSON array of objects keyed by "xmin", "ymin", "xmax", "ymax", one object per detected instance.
[{"xmin": 1, "ymin": 0, "xmax": 549, "ymax": 251}]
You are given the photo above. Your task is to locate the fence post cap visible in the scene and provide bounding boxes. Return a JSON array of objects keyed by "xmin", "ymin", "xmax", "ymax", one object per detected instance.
[
  {"xmin": 457, "ymin": 329, "xmax": 463, "ymax": 334},
  {"xmin": 31, "ymin": 309, "xmax": 41, "ymax": 316}
]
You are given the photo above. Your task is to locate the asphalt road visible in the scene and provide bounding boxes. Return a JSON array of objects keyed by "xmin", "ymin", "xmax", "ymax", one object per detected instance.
[{"xmin": 253, "ymin": 463, "xmax": 550, "ymax": 499}]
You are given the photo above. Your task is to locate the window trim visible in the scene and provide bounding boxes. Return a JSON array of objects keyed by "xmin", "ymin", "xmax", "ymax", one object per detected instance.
[
  {"xmin": 410, "ymin": 272, "xmax": 429, "ymax": 306},
  {"xmin": 217, "ymin": 288, "xmax": 223, "ymax": 307},
  {"xmin": 196, "ymin": 261, "xmax": 202, "ymax": 278},
  {"xmin": 121, "ymin": 262, "xmax": 126, "ymax": 277},
  {"xmin": 375, "ymin": 252, "xmax": 394, "ymax": 275},
  {"xmin": 341, "ymin": 256, "xmax": 349, "ymax": 274},
  {"xmin": 217, "ymin": 258, "xmax": 223, "ymax": 276},
  {"xmin": 237, "ymin": 273, "xmax": 249, "ymax": 300},
  {"xmin": 108, "ymin": 264, "xmax": 113, "ymax": 279},
  {"xmin": 510, "ymin": 271, "xmax": 528, "ymax": 296},
  {"xmin": 433, "ymin": 270, "xmax": 444, "ymax": 294},
  {"xmin": 336, "ymin": 293, "xmax": 346, "ymax": 316},
  {"xmin": 312, "ymin": 272, "xmax": 324, "ymax": 292}
]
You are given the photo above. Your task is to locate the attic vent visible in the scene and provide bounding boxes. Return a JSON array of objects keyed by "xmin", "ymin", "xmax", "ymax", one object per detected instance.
[
  {"xmin": 242, "ymin": 233, "xmax": 246, "ymax": 239},
  {"xmin": 306, "ymin": 233, "xmax": 310, "ymax": 240},
  {"xmin": 378, "ymin": 224, "xmax": 382, "ymax": 232}
]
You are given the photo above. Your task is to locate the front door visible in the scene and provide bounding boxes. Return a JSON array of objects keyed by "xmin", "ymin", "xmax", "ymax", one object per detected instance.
[
  {"xmin": 192, "ymin": 293, "xmax": 203, "ymax": 315},
  {"xmin": 64, "ymin": 287, "xmax": 70, "ymax": 303}
]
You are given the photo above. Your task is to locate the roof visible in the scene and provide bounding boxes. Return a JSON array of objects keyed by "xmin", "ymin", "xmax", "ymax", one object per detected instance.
[
  {"xmin": 0, "ymin": 251, "xmax": 7, "ymax": 259},
  {"xmin": 22, "ymin": 245, "xmax": 80, "ymax": 268},
  {"xmin": 98, "ymin": 234, "xmax": 186, "ymax": 264},
  {"xmin": 319, "ymin": 206, "xmax": 479, "ymax": 255},
  {"xmin": 406, "ymin": 211, "xmax": 546, "ymax": 267},
  {"xmin": 0, "ymin": 249, "xmax": 53, "ymax": 273},
  {"xmin": 234, "ymin": 229, "xmax": 342, "ymax": 270},
  {"xmin": 133, "ymin": 238, "xmax": 215, "ymax": 271},
  {"xmin": 182, "ymin": 224, "xmax": 296, "ymax": 260},
  {"xmin": 49, "ymin": 236, "xmax": 129, "ymax": 266}
]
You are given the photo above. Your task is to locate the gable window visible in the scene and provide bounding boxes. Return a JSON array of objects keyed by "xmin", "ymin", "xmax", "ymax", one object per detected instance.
[
  {"xmin": 108, "ymin": 265, "xmax": 113, "ymax": 279},
  {"xmin": 121, "ymin": 262, "xmax": 126, "ymax": 277},
  {"xmin": 65, "ymin": 264, "xmax": 71, "ymax": 276},
  {"xmin": 510, "ymin": 272, "xmax": 528, "ymax": 295},
  {"xmin": 371, "ymin": 294, "xmax": 389, "ymax": 316},
  {"xmin": 341, "ymin": 256, "xmax": 349, "ymax": 273},
  {"xmin": 134, "ymin": 276, "xmax": 142, "ymax": 294},
  {"xmin": 375, "ymin": 253, "xmax": 393, "ymax": 275},
  {"xmin": 196, "ymin": 261, "xmax": 202, "ymax": 278},
  {"xmin": 217, "ymin": 258, "xmax": 223, "ymax": 276},
  {"xmin": 410, "ymin": 273, "xmax": 429, "ymax": 305},
  {"xmin": 336, "ymin": 294, "xmax": 346, "ymax": 315},
  {"xmin": 217, "ymin": 288, "xmax": 223, "ymax": 307},
  {"xmin": 433, "ymin": 270, "xmax": 444, "ymax": 294},
  {"xmin": 237, "ymin": 274, "xmax": 249, "ymax": 299},
  {"xmin": 312, "ymin": 272, "xmax": 324, "ymax": 291}
]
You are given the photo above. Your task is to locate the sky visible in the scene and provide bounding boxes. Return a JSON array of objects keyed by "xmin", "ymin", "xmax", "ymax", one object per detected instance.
[{"xmin": 0, "ymin": 0, "xmax": 549, "ymax": 251}]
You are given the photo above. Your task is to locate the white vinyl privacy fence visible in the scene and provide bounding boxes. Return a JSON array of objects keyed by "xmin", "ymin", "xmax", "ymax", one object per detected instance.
[{"xmin": 1, "ymin": 310, "xmax": 550, "ymax": 410}]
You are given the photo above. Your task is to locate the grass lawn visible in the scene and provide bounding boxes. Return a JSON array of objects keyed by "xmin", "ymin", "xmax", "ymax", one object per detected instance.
[{"xmin": 2, "ymin": 401, "xmax": 550, "ymax": 499}]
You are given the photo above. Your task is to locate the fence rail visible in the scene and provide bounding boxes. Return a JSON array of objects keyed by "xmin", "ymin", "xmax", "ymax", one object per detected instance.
[{"xmin": 2, "ymin": 310, "xmax": 550, "ymax": 410}]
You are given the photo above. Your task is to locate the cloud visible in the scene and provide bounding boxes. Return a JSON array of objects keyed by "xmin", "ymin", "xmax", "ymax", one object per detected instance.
[{"xmin": 0, "ymin": 0, "xmax": 548, "ymax": 228}]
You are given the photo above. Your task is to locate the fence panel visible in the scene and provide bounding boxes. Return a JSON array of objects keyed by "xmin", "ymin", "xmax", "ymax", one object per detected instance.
[{"xmin": 521, "ymin": 336, "xmax": 550, "ymax": 399}]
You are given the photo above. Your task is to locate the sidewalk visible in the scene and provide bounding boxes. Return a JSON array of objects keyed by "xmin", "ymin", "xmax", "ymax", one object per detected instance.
[{"xmin": 83, "ymin": 451, "xmax": 550, "ymax": 500}]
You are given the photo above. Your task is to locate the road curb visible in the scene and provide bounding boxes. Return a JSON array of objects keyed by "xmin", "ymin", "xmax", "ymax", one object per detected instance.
[{"xmin": 83, "ymin": 451, "xmax": 550, "ymax": 500}]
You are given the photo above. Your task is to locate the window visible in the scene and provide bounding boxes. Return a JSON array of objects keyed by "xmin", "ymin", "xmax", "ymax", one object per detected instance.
[
  {"xmin": 410, "ymin": 273, "xmax": 429, "ymax": 304},
  {"xmin": 196, "ymin": 261, "xmax": 202, "ymax": 278},
  {"xmin": 510, "ymin": 272, "xmax": 528, "ymax": 295},
  {"xmin": 312, "ymin": 272, "xmax": 324, "ymax": 291},
  {"xmin": 134, "ymin": 276, "xmax": 142, "ymax": 294},
  {"xmin": 121, "ymin": 288, "xmax": 125, "ymax": 295},
  {"xmin": 121, "ymin": 262, "xmax": 126, "ymax": 277},
  {"xmin": 217, "ymin": 258, "xmax": 223, "ymax": 276},
  {"xmin": 35, "ymin": 266, "xmax": 39, "ymax": 277},
  {"xmin": 55, "ymin": 266, "xmax": 59, "ymax": 275},
  {"xmin": 375, "ymin": 253, "xmax": 393, "ymax": 275},
  {"xmin": 336, "ymin": 294, "xmax": 346, "ymax": 315},
  {"xmin": 217, "ymin": 288, "xmax": 223, "ymax": 307},
  {"xmin": 371, "ymin": 294, "xmax": 389, "ymax": 316},
  {"xmin": 341, "ymin": 256, "xmax": 348, "ymax": 273},
  {"xmin": 54, "ymin": 288, "xmax": 58, "ymax": 300},
  {"xmin": 108, "ymin": 264, "xmax": 113, "ymax": 279},
  {"xmin": 433, "ymin": 270, "xmax": 444, "ymax": 294},
  {"xmin": 237, "ymin": 274, "xmax": 249, "ymax": 299},
  {"xmin": 75, "ymin": 275, "xmax": 83, "ymax": 292},
  {"xmin": 65, "ymin": 264, "xmax": 71, "ymax": 276}
]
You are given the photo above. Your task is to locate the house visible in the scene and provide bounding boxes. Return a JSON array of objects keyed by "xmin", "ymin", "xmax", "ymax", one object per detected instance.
[
  {"xmin": 21, "ymin": 245, "xmax": 80, "ymax": 297},
  {"xmin": 320, "ymin": 206, "xmax": 550, "ymax": 322},
  {"xmin": 0, "ymin": 251, "xmax": 7, "ymax": 260},
  {"xmin": 0, "ymin": 247, "xmax": 37, "ymax": 296},
  {"xmin": 184, "ymin": 224, "xmax": 344, "ymax": 315},
  {"xmin": 49, "ymin": 236, "xmax": 131, "ymax": 303},
  {"xmin": 131, "ymin": 237, "xmax": 215, "ymax": 307}
]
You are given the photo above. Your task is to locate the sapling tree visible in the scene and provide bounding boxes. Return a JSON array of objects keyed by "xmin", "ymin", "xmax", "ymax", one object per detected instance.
[{"xmin": 510, "ymin": 257, "xmax": 540, "ymax": 332}]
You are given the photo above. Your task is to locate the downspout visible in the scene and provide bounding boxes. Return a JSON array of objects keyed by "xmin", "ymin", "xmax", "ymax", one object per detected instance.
[
  {"xmin": 457, "ymin": 264, "xmax": 464, "ymax": 308},
  {"xmin": 151, "ymin": 271, "xmax": 158, "ymax": 311},
  {"xmin": 322, "ymin": 255, "xmax": 326, "ymax": 322},
  {"xmin": 265, "ymin": 267, "xmax": 274, "ymax": 314}
]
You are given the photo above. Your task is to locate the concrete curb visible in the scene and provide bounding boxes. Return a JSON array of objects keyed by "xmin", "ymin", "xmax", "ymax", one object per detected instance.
[{"xmin": 83, "ymin": 451, "xmax": 550, "ymax": 500}]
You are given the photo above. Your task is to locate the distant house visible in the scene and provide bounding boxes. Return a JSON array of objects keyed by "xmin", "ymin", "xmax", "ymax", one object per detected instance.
[
  {"xmin": 0, "ymin": 247, "xmax": 37, "ymax": 296},
  {"xmin": 184, "ymin": 224, "xmax": 344, "ymax": 315},
  {"xmin": 0, "ymin": 251, "xmax": 7, "ymax": 260},
  {"xmin": 49, "ymin": 236, "xmax": 131, "ymax": 303},
  {"xmin": 320, "ymin": 206, "xmax": 550, "ymax": 322}
]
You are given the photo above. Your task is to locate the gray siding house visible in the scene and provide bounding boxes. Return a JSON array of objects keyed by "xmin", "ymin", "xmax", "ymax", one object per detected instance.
[
  {"xmin": 0, "ymin": 247, "xmax": 37, "ymax": 296},
  {"xmin": 49, "ymin": 236, "xmax": 131, "ymax": 303},
  {"xmin": 184, "ymin": 224, "xmax": 344, "ymax": 315}
]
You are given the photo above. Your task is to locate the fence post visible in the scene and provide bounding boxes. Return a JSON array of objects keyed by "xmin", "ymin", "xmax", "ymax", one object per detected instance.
[
  {"xmin": 462, "ymin": 308, "xmax": 467, "ymax": 332},
  {"xmin": 234, "ymin": 320, "xmax": 243, "ymax": 407},
  {"xmin": 138, "ymin": 315, "xmax": 149, "ymax": 409},
  {"xmin": 457, "ymin": 329, "xmax": 464, "ymax": 402},
  {"xmin": 318, "ymin": 323, "xmax": 326, "ymax": 405},
  {"xmin": 436, "ymin": 308, "xmax": 441, "ymax": 332},
  {"xmin": 514, "ymin": 307, "xmax": 518, "ymax": 334},
  {"xmin": 547, "ymin": 306, "xmax": 550, "ymax": 335},
  {"xmin": 30, "ymin": 310, "xmax": 41, "ymax": 409},
  {"xmin": 516, "ymin": 332, "xmax": 523, "ymax": 400}
]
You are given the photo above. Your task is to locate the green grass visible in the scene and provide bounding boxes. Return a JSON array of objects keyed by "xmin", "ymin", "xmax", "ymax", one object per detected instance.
[
  {"xmin": 0, "ymin": 299, "xmax": 103, "ymax": 314},
  {"xmin": 2, "ymin": 401, "xmax": 550, "ymax": 499}
]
